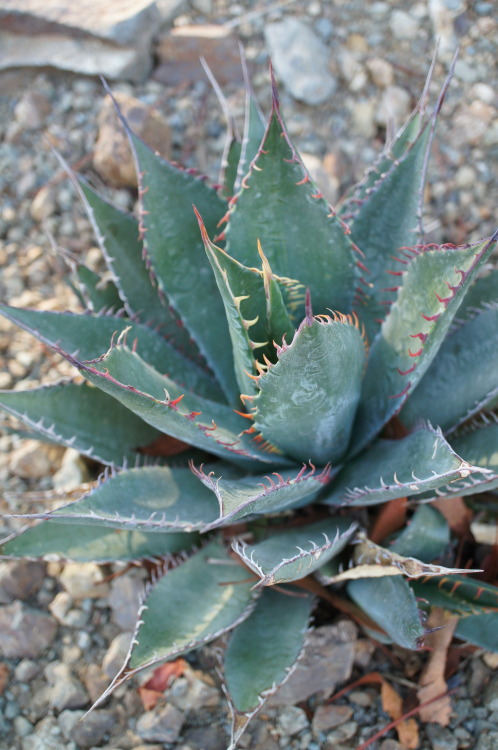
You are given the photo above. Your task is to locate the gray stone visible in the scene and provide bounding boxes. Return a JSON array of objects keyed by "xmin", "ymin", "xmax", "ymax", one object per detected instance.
[
  {"xmin": 70, "ymin": 710, "xmax": 116, "ymax": 747},
  {"xmin": 14, "ymin": 659, "xmax": 40, "ymax": 682},
  {"xmin": 375, "ymin": 85, "xmax": 412, "ymax": 129},
  {"xmin": 264, "ymin": 18, "xmax": 336, "ymax": 106},
  {"xmin": 182, "ymin": 725, "xmax": 227, "ymax": 750},
  {"xmin": 14, "ymin": 91, "xmax": 51, "ymax": 130},
  {"xmin": 20, "ymin": 716, "xmax": 65, "ymax": 750},
  {"xmin": 475, "ymin": 732, "xmax": 498, "ymax": 750},
  {"xmin": 136, "ymin": 703, "xmax": 184, "ymax": 743},
  {"xmin": 52, "ymin": 448, "xmax": 89, "ymax": 491},
  {"xmin": 13, "ymin": 716, "xmax": 32, "ymax": 736},
  {"xmin": 166, "ymin": 667, "xmax": 219, "ymax": 711},
  {"xmin": 45, "ymin": 662, "xmax": 89, "ymax": 711},
  {"xmin": 389, "ymin": 9, "xmax": 419, "ymax": 39},
  {"xmin": 93, "ymin": 92, "xmax": 172, "ymax": 188},
  {"xmin": 269, "ymin": 621, "xmax": 357, "ymax": 706},
  {"xmin": 426, "ymin": 723, "xmax": 458, "ymax": 750},
  {"xmin": 313, "ymin": 704, "xmax": 353, "ymax": 733},
  {"xmin": 81, "ymin": 663, "xmax": 111, "ymax": 705},
  {"xmin": 0, "ymin": 601, "xmax": 57, "ymax": 657},
  {"xmin": 324, "ymin": 721, "xmax": 358, "ymax": 744},
  {"xmin": 58, "ymin": 709, "xmax": 84, "ymax": 740},
  {"xmin": 277, "ymin": 706, "xmax": 309, "ymax": 737},
  {"xmin": 108, "ymin": 573, "xmax": 143, "ymax": 630},
  {"xmin": 102, "ymin": 632, "xmax": 133, "ymax": 678},
  {"xmin": 484, "ymin": 673, "xmax": 498, "ymax": 711},
  {"xmin": 0, "ymin": 560, "xmax": 46, "ymax": 603}
]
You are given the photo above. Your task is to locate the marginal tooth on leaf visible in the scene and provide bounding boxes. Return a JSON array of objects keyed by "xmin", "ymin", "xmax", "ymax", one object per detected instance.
[
  {"xmin": 233, "ymin": 409, "xmax": 254, "ymax": 420},
  {"xmin": 169, "ymin": 394, "xmax": 185, "ymax": 409},
  {"xmin": 249, "ymin": 340, "xmax": 268, "ymax": 351}
]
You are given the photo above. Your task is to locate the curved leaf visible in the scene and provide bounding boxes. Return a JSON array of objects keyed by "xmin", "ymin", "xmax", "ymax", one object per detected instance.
[
  {"xmin": 322, "ymin": 425, "xmax": 477, "ymax": 507},
  {"xmin": 233, "ymin": 518, "xmax": 357, "ymax": 587},
  {"xmin": 193, "ymin": 463, "xmax": 333, "ymax": 530},
  {"xmin": 347, "ymin": 576, "xmax": 426, "ymax": 649},
  {"xmin": 253, "ymin": 315, "xmax": 366, "ymax": 465},
  {"xmin": 129, "ymin": 541, "xmax": 256, "ymax": 671},
  {"xmin": 0, "ymin": 522, "xmax": 189, "ymax": 562},
  {"xmin": 0, "ymin": 381, "xmax": 159, "ymax": 467},
  {"xmin": 27, "ymin": 466, "xmax": 223, "ymax": 532},
  {"xmin": 0, "ymin": 304, "xmax": 223, "ymax": 402},
  {"xmin": 71, "ymin": 345, "xmax": 284, "ymax": 468},
  {"xmin": 416, "ymin": 419, "xmax": 498, "ymax": 500},
  {"xmin": 390, "ymin": 504, "xmax": 449, "ymax": 562},
  {"xmin": 352, "ymin": 232, "xmax": 498, "ymax": 454},
  {"xmin": 400, "ymin": 305, "xmax": 498, "ymax": 433},
  {"xmin": 224, "ymin": 588, "xmax": 313, "ymax": 713}
]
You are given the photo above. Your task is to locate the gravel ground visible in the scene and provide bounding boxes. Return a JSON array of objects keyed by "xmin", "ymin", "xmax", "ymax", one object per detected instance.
[{"xmin": 1, "ymin": 1, "xmax": 498, "ymax": 749}]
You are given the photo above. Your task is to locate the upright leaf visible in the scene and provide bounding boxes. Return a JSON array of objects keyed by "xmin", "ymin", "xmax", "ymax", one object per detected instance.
[
  {"xmin": 352, "ymin": 233, "xmax": 498, "ymax": 454},
  {"xmin": 78, "ymin": 179, "xmax": 206, "ymax": 367},
  {"xmin": 116, "ymin": 108, "xmax": 238, "ymax": 403},
  {"xmin": 400, "ymin": 305, "xmax": 498, "ymax": 433},
  {"xmin": 224, "ymin": 83, "xmax": 355, "ymax": 317}
]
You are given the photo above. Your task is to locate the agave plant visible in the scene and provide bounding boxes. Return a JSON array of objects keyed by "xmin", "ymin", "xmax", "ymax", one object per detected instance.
[{"xmin": 2, "ymin": 59, "xmax": 498, "ymax": 745}]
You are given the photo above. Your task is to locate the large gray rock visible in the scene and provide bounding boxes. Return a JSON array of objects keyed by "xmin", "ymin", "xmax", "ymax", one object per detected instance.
[
  {"xmin": 264, "ymin": 18, "xmax": 337, "ymax": 106},
  {"xmin": 0, "ymin": 0, "xmax": 164, "ymax": 81},
  {"xmin": 268, "ymin": 620, "xmax": 357, "ymax": 706},
  {"xmin": 0, "ymin": 600, "xmax": 57, "ymax": 658}
]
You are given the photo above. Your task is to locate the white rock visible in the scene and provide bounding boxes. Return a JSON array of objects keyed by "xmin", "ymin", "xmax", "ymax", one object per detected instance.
[
  {"xmin": 10, "ymin": 440, "xmax": 52, "ymax": 479},
  {"xmin": 265, "ymin": 18, "xmax": 336, "ymax": 106},
  {"xmin": 30, "ymin": 185, "xmax": 56, "ymax": 222},
  {"xmin": 277, "ymin": 706, "xmax": 309, "ymax": 736},
  {"xmin": 389, "ymin": 9, "xmax": 419, "ymax": 39},
  {"xmin": 52, "ymin": 448, "xmax": 88, "ymax": 491},
  {"xmin": 366, "ymin": 57, "xmax": 394, "ymax": 88},
  {"xmin": 102, "ymin": 632, "xmax": 133, "ymax": 678},
  {"xmin": 1, "ymin": 30, "xmax": 153, "ymax": 81},
  {"xmin": 60, "ymin": 562, "xmax": 110, "ymax": 600},
  {"xmin": 375, "ymin": 85, "xmax": 412, "ymax": 128}
]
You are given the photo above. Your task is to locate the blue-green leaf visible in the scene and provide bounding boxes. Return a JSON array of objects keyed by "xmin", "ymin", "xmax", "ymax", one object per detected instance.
[
  {"xmin": 224, "ymin": 588, "xmax": 314, "ymax": 713},
  {"xmin": 253, "ymin": 314, "xmax": 366, "ymax": 465},
  {"xmin": 322, "ymin": 425, "xmax": 477, "ymax": 507},
  {"xmin": 234, "ymin": 518, "xmax": 357, "ymax": 587},
  {"xmin": 348, "ymin": 576, "xmax": 426, "ymax": 649},
  {"xmin": 0, "ymin": 381, "xmax": 159, "ymax": 467}
]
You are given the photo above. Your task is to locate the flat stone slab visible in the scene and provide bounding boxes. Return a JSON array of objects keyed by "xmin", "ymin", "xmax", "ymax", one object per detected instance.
[{"xmin": 0, "ymin": 0, "xmax": 163, "ymax": 81}]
